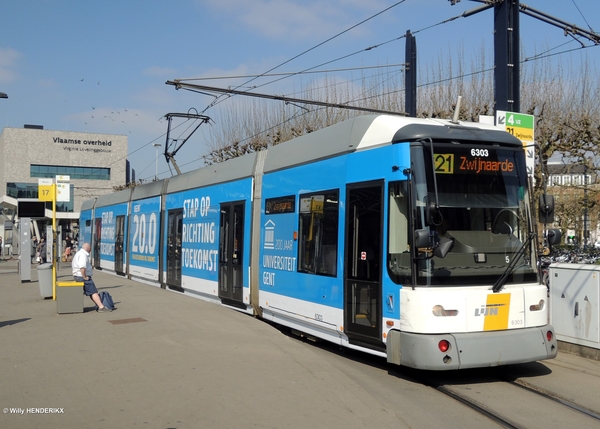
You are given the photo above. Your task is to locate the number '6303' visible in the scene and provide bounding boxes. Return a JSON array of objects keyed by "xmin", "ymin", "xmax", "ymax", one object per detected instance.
[{"xmin": 471, "ymin": 148, "xmax": 489, "ymax": 157}]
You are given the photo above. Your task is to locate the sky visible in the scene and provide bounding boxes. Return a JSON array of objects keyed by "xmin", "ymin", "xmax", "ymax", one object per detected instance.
[{"xmin": 1, "ymin": 0, "xmax": 599, "ymax": 182}]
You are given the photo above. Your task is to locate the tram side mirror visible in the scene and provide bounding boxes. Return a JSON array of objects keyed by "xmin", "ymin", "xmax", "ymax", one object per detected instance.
[
  {"xmin": 434, "ymin": 236, "xmax": 454, "ymax": 259},
  {"xmin": 415, "ymin": 228, "xmax": 432, "ymax": 249},
  {"xmin": 425, "ymin": 194, "xmax": 439, "ymax": 225},
  {"xmin": 539, "ymin": 194, "xmax": 554, "ymax": 224},
  {"xmin": 546, "ymin": 228, "xmax": 561, "ymax": 246}
]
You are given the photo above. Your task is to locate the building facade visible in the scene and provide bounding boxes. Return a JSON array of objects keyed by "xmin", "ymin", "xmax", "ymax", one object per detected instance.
[
  {"xmin": 547, "ymin": 162, "xmax": 599, "ymax": 246},
  {"xmin": 0, "ymin": 125, "xmax": 129, "ymax": 254}
]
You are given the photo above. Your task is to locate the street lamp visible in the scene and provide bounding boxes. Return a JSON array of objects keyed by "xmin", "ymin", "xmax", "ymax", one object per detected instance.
[
  {"xmin": 153, "ymin": 143, "xmax": 161, "ymax": 179},
  {"xmin": 0, "ymin": 92, "xmax": 7, "ymax": 99}
]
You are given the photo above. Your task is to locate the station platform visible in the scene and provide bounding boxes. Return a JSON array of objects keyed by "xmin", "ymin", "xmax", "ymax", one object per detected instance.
[
  {"xmin": 3, "ymin": 257, "xmax": 390, "ymax": 429},
  {"xmin": 1, "ymin": 256, "xmax": 599, "ymax": 429}
]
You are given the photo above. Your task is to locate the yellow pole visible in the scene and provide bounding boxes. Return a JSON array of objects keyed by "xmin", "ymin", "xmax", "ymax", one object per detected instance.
[{"xmin": 52, "ymin": 183, "xmax": 57, "ymax": 300}]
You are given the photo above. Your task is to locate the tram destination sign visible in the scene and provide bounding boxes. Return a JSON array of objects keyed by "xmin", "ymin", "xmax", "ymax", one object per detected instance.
[{"xmin": 435, "ymin": 151, "xmax": 516, "ymax": 175}]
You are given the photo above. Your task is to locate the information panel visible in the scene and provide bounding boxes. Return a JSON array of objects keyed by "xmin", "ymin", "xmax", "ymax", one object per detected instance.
[{"xmin": 496, "ymin": 110, "xmax": 535, "ymax": 178}]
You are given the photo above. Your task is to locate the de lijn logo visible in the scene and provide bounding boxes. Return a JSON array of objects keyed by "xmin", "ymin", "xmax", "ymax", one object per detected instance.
[{"xmin": 474, "ymin": 303, "xmax": 505, "ymax": 317}]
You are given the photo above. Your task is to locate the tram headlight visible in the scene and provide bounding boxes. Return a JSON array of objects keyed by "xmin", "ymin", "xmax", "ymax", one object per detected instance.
[{"xmin": 432, "ymin": 305, "xmax": 458, "ymax": 317}]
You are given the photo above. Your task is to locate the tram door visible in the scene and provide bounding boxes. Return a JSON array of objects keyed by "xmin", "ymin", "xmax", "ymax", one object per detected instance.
[
  {"xmin": 93, "ymin": 217, "xmax": 102, "ymax": 269},
  {"xmin": 114, "ymin": 215, "xmax": 125, "ymax": 275},
  {"xmin": 166, "ymin": 209, "xmax": 183, "ymax": 291},
  {"xmin": 344, "ymin": 182, "xmax": 383, "ymax": 348},
  {"xmin": 218, "ymin": 202, "xmax": 244, "ymax": 306}
]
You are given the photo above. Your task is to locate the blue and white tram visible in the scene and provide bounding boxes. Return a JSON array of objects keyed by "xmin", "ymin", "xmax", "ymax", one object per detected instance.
[{"xmin": 80, "ymin": 114, "xmax": 558, "ymax": 370}]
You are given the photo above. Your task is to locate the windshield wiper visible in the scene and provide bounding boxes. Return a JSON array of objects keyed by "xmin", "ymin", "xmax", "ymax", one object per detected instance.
[{"xmin": 492, "ymin": 233, "xmax": 533, "ymax": 293}]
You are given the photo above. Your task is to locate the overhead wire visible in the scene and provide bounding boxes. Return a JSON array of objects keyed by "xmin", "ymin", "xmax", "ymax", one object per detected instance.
[
  {"xmin": 277, "ymin": 62, "xmax": 406, "ymax": 100},
  {"xmin": 186, "ymin": 65, "xmax": 492, "ymax": 165},
  {"xmin": 173, "ymin": 6, "xmax": 483, "ymax": 151},
  {"xmin": 182, "ymin": 5, "xmax": 486, "ymax": 116},
  {"xmin": 243, "ymin": 2, "xmax": 599, "ymax": 116},
  {"xmin": 571, "ymin": 0, "xmax": 595, "ymax": 33},
  {"xmin": 148, "ymin": 1, "xmax": 414, "ymax": 176},
  {"xmin": 199, "ymin": 0, "xmax": 409, "ymax": 114},
  {"xmin": 76, "ymin": 116, "xmax": 205, "ymax": 187},
  {"xmin": 177, "ymin": 63, "xmax": 409, "ymax": 82},
  {"xmin": 167, "ymin": 3, "xmax": 525, "ymax": 172},
  {"xmin": 162, "ymin": 63, "xmax": 406, "ymax": 173},
  {"xmin": 145, "ymin": 1, "xmax": 599, "ymax": 179},
  {"xmin": 157, "ymin": 7, "xmax": 519, "ymax": 172},
  {"xmin": 523, "ymin": 42, "xmax": 597, "ymax": 62},
  {"xmin": 247, "ymin": 3, "xmax": 470, "ymax": 93}
]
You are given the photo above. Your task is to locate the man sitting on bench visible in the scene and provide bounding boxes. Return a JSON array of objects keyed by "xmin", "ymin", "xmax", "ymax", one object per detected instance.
[{"xmin": 72, "ymin": 242, "xmax": 111, "ymax": 312}]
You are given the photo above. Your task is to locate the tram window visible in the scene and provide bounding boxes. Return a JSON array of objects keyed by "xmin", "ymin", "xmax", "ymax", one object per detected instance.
[
  {"xmin": 388, "ymin": 181, "xmax": 410, "ymax": 283},
  {"xmin": 388, "ymin": 182, "xmax": 409, "ymax": 254},
  {"xmin": 297, "ymin": 190, "xmax": 338, "ymax": 276}
]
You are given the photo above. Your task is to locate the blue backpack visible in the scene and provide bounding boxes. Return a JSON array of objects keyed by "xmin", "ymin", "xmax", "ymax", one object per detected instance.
[{"xmin": 99, "ymin": 291, "xmax": 115, "ymax": 310}]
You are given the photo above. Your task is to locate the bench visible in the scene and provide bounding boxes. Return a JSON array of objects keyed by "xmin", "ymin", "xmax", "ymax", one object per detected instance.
[{"xmin": 56, "ymin": 281, "xmax": 84, "ymax": 314}]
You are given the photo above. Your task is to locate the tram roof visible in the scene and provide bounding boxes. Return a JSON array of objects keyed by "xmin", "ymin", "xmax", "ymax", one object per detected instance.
[
  {"xmin": 390, "ymin": 119, "xmax": 522, "ymax": 147},
  {"xmin": 95, "ymin": 187, "xmax": 133, "ymax": 208},
  {"xmin": 82, "ymin": 115, "xmax": 522, "ymax": 211},
  {"xmin": 166, "ymin": 151, "xmax": 257, "ymax": 195},
  {"xmin": 131, "ymin": 179, "xmax": 165, "ymax": 200},
  {"xmin": 80, "ymin": 198, "xmax": 96, "ymax": 211},
  {"xmin": 262, "ymin": 114, "xmax": 522, "ymax": 173}
]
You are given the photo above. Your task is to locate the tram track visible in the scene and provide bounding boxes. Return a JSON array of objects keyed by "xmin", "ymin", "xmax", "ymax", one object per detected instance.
[
  {"xmin": 433, "ymin": 384, "xmax": 520, "ymax": 429},
  {"xmin": 286, "ymin": 336, "xmax": 600, "ymax": 428},
  {"xmin": 419, "ymin": 373, "xmax": 600, "ymax": 429},
  {"xmin": 508, "ymin": 379, "xmax": 600, "ymax": 422}
]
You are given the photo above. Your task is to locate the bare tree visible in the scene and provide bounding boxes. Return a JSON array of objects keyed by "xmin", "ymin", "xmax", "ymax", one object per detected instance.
[{"xmin": 522, "ymin": 51, "xmax": 600, "ymax": 242}]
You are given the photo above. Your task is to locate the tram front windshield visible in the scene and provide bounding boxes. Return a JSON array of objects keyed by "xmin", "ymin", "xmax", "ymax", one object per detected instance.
[{"xmin": 388, "ymin": 142, "xmax": 537, "ymax": 287}]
